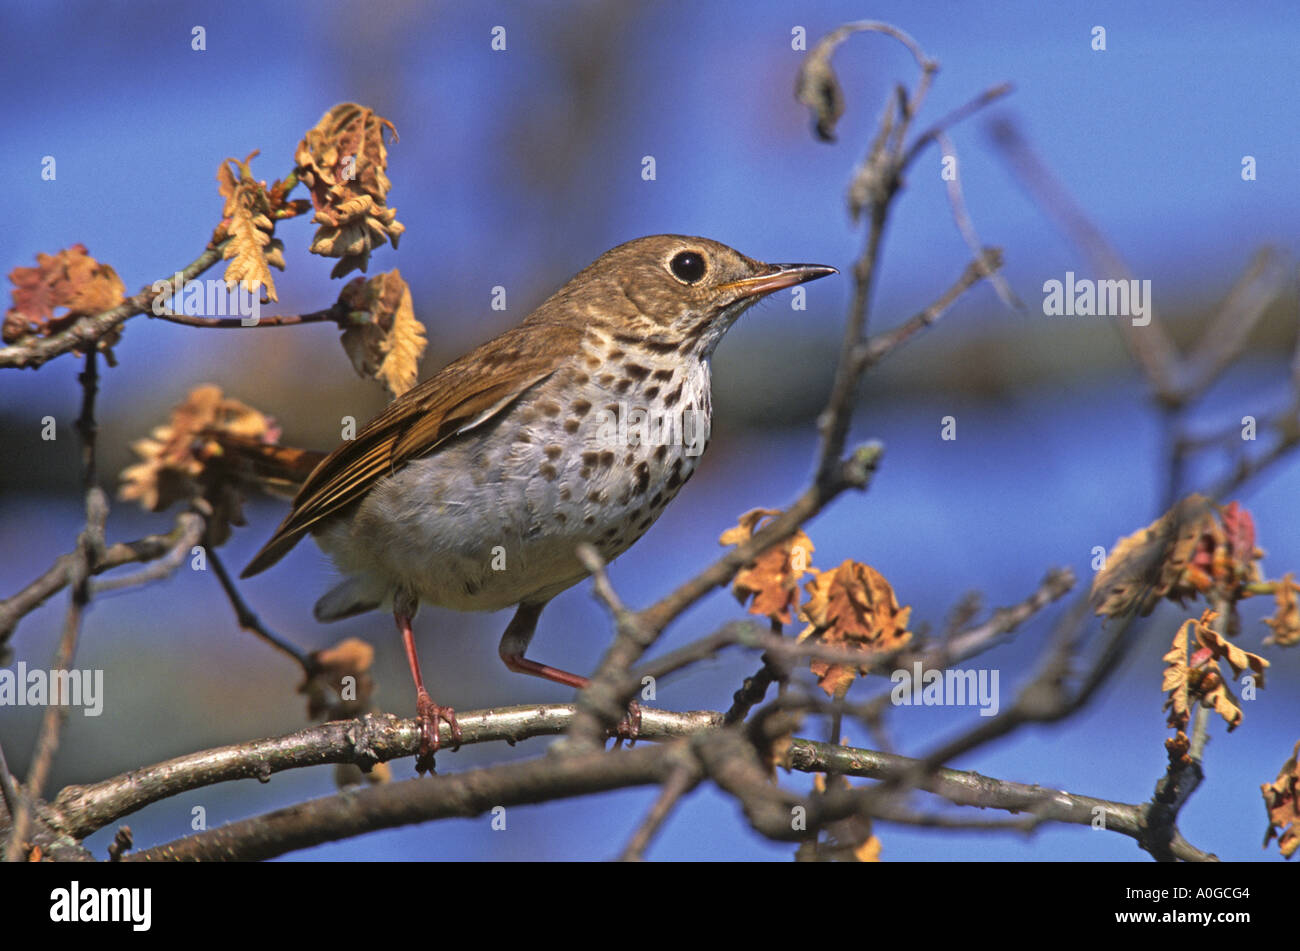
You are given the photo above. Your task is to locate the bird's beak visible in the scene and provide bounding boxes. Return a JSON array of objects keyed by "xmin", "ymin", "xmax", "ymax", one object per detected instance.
[{"xmin": 721, "ymin": 263, "xmax": 838, "ymax": 299}]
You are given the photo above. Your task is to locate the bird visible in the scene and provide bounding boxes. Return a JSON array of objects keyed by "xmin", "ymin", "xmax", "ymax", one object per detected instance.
[{"xmin": 240, "ymin": 234, "xmax": 836, "ymax": 770}]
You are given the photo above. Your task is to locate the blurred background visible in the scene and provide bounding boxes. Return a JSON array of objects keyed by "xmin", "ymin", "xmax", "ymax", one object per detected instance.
[{"xmin": 2, "ymin": 0, "xmax": 1298, "ymax": 861}]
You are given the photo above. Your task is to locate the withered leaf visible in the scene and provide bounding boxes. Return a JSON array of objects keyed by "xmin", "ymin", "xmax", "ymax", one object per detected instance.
[
  {"xmin": 718, "ymin": 508, "xmax": 815, "ymax": 625},
  {"xmin": 296, "ymin": 103, "xmax": 405, "ymax": 279},
  {"xmin": 798, "ymin": 560, "xmax": 912, "ymax": 697},
  {"xmin": 118, "ymin": 384, "xmax": 279, "ymax": 545},
  {"xmin": 1091, "ymin": 495, "xmax": 1263, "ymax": 618},
  {"xmin": 1262, "ymin": 740, "xmax": 1300, "ymax": 859},
  {"xmin": 215, "ymin": 151, "xmax": 285, "ymax": 302},
  {"xmin": 302, "ymin": 636, "xmax": 376, "ymax": 721},
  {"xmin": 337, "ymin": 269, "xmax": 425, "ymax": 399},
  {"xmin": 794, "ymin": 29, "xmax": 848, "ymax": 142},
  {"xmin": 1162, "ymin": 610, "xmax": 1268, "ymax": 733},
  {"xmin": 4, "ymin": 244, "xmax": 125, "ymax": 348},
  {"xmin": 1263, "ymin": 573, "xmax": 1300, "ymax": 647}
]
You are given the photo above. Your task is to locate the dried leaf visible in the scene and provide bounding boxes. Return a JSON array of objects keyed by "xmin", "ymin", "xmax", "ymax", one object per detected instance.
[
  {"xmin": 295, "ymin": 103, "xmax": 405, "ymax": 279},
  {"xmin": 1091, "ymin": 495, "xmax": 1264, "ymax": 618},
  {"xmin": 1262, "ymin": 740, "xmax": 1300, "ymax": 859},
  {"xmin": 1263, "ymin": 573, "xmax": 1300, "ymax": 647},
  {"xmin": 118, "ymin": 384, "xmax": 279, "ymax": 544},
  {"xmin": 794, "ymin": 29, "xmax": 848, "ymax": 141},
  {"xmin": 337, "ymin": 269, "xmax": 425, "ymax": 399},
  {"xmin": 215, "ymin": 151, "xmax": 284, "ymax": 301},
  {"xmin": 718, "ymin": 508, "xmax": 814, "ymax": 625},
  {"xmin": 1162, "ymin": 610, "xmax": 1268, "ymax": 733},
  {"xmin": 1197, "ymin": 616, "xmax": 1268, "ymax": 688},
  {"xmin": 4, "ymin": 244, "xmax": 125, "ymax": 350},
  {"xmin": 798, "ymin": 560, "xmax": 912, "ymax": 696},
  {"xmin": 302, "ymin": 637, "xmax": 376, "ymax": 720},
  {"xmin": 1160, "ymin": 619, "xmax": 1192, "ymax": 731}
]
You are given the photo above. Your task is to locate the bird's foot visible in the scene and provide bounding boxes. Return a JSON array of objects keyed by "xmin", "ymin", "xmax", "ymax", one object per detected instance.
[{"xmin": 414, "ymin": 688, "xmax": 460, "ymax": 774}]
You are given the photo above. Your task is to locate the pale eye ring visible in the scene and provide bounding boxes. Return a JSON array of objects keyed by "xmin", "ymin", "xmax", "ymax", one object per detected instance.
[{"xmin": 669, "ymin": 250, "xmax": 707, "ymax": 284}]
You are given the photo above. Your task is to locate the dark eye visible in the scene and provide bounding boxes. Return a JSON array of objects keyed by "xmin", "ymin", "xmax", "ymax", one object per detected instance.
[{"xmin": 669, "ymin": 251, "xmax": 707, "ymax": 284}]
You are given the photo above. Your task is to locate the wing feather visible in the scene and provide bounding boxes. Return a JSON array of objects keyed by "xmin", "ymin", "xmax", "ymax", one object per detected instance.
[{"xmin": 241, "ymin": 322, "xmax": 576, "ymax": 577}]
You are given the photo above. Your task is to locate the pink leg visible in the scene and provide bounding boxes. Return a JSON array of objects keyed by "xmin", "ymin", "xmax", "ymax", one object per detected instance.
[
  {"xmin": 498, "ymin": 602, "xmax": 642, "ymax": 742},
  {"xmin": 398, "ymin": 607, "xmax": 460, "ymax": 773}
]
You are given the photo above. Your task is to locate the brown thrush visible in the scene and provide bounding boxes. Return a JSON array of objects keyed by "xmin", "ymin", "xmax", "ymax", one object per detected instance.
[{"xmin": 241, "ymin": 234, "xmax": 835, "ymax": 768}]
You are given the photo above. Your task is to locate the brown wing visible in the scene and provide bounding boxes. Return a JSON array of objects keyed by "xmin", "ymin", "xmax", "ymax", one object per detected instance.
[{"xmin": 240, "ymin": 322, "xmax": 576, "ymax": 578}]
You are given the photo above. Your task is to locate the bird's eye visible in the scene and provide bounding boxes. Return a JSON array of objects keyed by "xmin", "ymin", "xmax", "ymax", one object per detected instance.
[{"xmin": 669, "ymin": 251, "xmax": 707, "ymax": 284}]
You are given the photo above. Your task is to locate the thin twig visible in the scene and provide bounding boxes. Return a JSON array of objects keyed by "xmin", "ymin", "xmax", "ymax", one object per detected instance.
[
  {"xmin": 617, "ymin": 762, "xmax": 702, "ymax": 861},
  {"xmin": 0, "ymin": 510, "xmax": 208, "ymax": 644},
  {"xmin": 0, "ymin": 245, "xmax": 226, "ymax": 370},
  {"xmin": 5, "ymin": 351, "xmax": 106, "ymax": 861},
  {"xmin": 149, "ymin": 302, "xmax": 347, "ymax": 330},
  {"xmin": 208, "ymin": 548, "xmax": 313, "ymax": 673},
  {"xmin": 934, "ymin": 129, "xmax": 1021, "ymax": 311}
]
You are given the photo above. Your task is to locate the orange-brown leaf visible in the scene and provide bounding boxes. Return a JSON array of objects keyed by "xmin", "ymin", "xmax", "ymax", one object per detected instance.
[
  {"xmin": 798, "ymin": 560, "xmax": 912, "ymax": 697},
  {"xmin": 1092, "ymin": 495, "xmax": 1215, "ymax": 618},
  {"xmin": 1261, "ymin": 740, "xmax": 1300, "ymax": 859},
  {"xmin": 303, "ymin": 636, "xmax": 376, "ymax": 720},
  {"xmin": 4, "ymin": 244, "xmax": 125, "ymax": 346},
  {"xmin": 719, "ymin": 508, "xmax": 814, "ymax": 625},
  {"xmin": 118, "ymin": 384, "xmax": 279, "ymax": 544},
  {"xmin": 1263, "ymin": 574, "xmax": 1300, "ymax": 647},
  {"xmin": 337, "ymin": 269, "xmax": 425, "ymax": 399},
  {"xmin": 1160, "ymin": 619, "xmax": 1192, "ymax": 731},
  {"xmin": 1164, "ymin": 610, "xmax": 1267, "ymax": 733},
  {"xmin": 1196, "ymin": 616, "xmax": 1269, "ymax": 688}
]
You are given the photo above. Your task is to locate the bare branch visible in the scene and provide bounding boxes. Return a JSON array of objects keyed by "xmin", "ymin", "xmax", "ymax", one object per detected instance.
[
  {"xmin": 0, "ymin": 245, "xmax": 225, "ymax": 370},
  {"xmin": 46, "ymin": 705, "xmax": 722, "ymax": 840}
]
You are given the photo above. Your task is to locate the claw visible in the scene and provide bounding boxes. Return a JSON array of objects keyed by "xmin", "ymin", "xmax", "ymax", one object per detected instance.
[{"xmin": 414, "ymin": 687, "xmax": 460, "ymax": 773}]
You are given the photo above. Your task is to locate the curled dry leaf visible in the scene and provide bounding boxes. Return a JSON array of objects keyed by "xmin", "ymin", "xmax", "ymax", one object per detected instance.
[
  {"xmin": 1161, "ymin": 610, "xmax": 1268, "ymax": 733},
  {"xmin": 302, "ymin": 636, "xmax": 376, "ymax": 721},
  {"xmin": 337, "ymin": 269, "xmax": 425, "ymax": 399},
  {"xmin": 215, "ymin": 151, "xmax": 286, "ymax": 302},
  {"xmin": 302, "ymin": 636, "xmax": 390, "ymax": 789},
  {"xmin": 794, "ymin": 28, "xmax": 849, "ymax": 141},
  {"xmin": 1261, "ymin": 740, "xmax": 1300, "ymax": 859},
  {"xmin": 718, "ymin": 508, "xmax": 815, "ymax": 625},
  {"xmin": 4, "ymin": 243, "xmax": 125, "ymax": 349},
  {"xmin": 118, "ymin": 384, "xmax": 280, "ymax": 545},
  {"xmin": 1263, "ymin": 573, "xmax": 1300, "ymax": 647},
  {"xmin": 1092, "ymin": 495, "xmax": 1263, "ymax": 619},
  {"xmin": 798, "ymin": 560, "xmax": 912, "ymax": 697},
  {"xmin": 295, "ymin": 103, "xmax": 405, "ymax": 279},
  {"xmin": 1198, "ymin": 620, "xmax": 1268, "ymax": 689}
]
